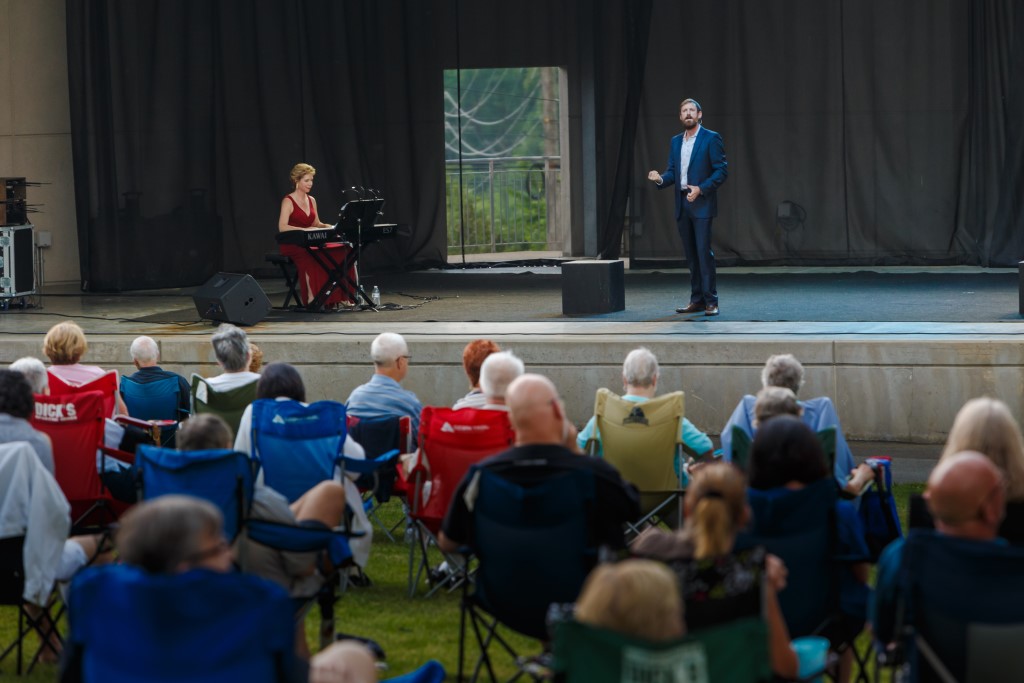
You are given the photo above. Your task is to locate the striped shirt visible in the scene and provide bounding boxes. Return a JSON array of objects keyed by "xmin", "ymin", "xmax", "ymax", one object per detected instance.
[{"xmin": 345, "ymin": 374, "xmax": 423, "ymax": 434}]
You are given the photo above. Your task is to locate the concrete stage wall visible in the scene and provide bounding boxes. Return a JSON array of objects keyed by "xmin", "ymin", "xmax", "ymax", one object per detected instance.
[{"xmin": 5, "ymin": 323, "xmax": 1021, "ymax": 444}]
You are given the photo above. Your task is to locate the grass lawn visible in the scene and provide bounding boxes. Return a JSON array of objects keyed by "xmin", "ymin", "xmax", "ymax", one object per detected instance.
[{"xmin": 0, "ymin": 483, "xmax": 926, "ymax": 681}]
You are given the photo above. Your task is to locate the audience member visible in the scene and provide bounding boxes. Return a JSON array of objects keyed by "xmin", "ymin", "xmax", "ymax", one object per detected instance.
[
  {"xmin": 117, "ymin": 494, "xmax": 233, "ymax": 574},
  {"xmin": 9, "ymin": 356, "xmax": 49, "ymax": 394},
  {"xmin": 205, "ymin": 324, "xmax": 261, "ymax": 390},
  {"xmin": 721, "ymin": 353, "xmax": 870, "ymax": 491},
  {"xmin": 633, "ymin": 463, "xmax": 798, "ymax": 678},
  {"xmin": 748, "ymin": 416, "xmax": 870, "ymax": 682},
  {"xmin": 309, "ymin": 641, "xmax": 379, "ymax": 683},
  {"xmin": 67, "ymin": 494, "xmax": 305, "ymax": 682},
  {"xmin": 123, "ymin": 335, "xmax": 191, "ymax": 417},
  {"xmin": 345, "ymin": 333, "xmax": 423, "ymax": 433},
  {"xmin": 873, "ymin": 452, "xmax": 1007, "ymax": 644},
  {"xmin": 575, "ymin": 559, "xmax": 684, "ymax": 642},
  {"xmin": 439, "ymin": 373, "xmax": 640, "ymax": 554},
  {"xmin": 453, "ymin": 339, "xmax": 500, "ymax": 410},
  {"xmin": 249, "ymin": 343, "xmax": 265, "ymax": 373},
  {"xmin": 180, "ymin": 411, "xmax": 349, "ymax": 591},
  {"xmin": 0, "ymin": 368, "xmax": 54, "ymax": 473},
  {"xmin": 940, "ymin": 397, "xmax": 1024, "ymax": 502},
  {"xmin": 0, "ymin": 439, "xmax": 111, "ymax": 665},
  {"xmin": 42, "ymin": 321, "xmax": 127, "ymax": 415},
  {"xmin": 476, "ymin": 350, "xmax": 525, "ymax": 410},
  {"xmin": 753, "ymin": 386, "xmax": 802, "ymax": 427},
  {"xmin": 577, "ymin": 347, "xmax": 712, "ymax": 458},
  {"xmin": 228, "ymin": 363, "xmax": 373, "ymax": 580}
]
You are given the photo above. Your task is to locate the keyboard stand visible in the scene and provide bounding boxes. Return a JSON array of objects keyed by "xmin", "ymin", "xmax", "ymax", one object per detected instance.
[{"xmin": 300, "ymin": 242, "xmax": 360, "ymax": 312}]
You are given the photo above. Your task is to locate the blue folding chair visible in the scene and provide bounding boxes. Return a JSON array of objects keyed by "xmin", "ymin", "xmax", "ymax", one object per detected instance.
[
  {"xmin": 135, "ymin": 445, "xmax": 356, "ymax": 649},
  {"xmin": 136, "ymin": 446, "xmax": 256, "ymax": 541},
  {"xmin": 250, "ymin": 399, "xmax": 349, "ymax": 503},
  {"xmin": 120, "ymin": 374, "xmax": 189, "ymax": 446},
  {"xmin": 737, "ymin": 479, "xmax": 871, "ymax": 681},
  {"xmin": 886, "ymin": 531, "xmax": 1024, "ymax": 683},
  {"xmin": 457, "ymin": 463, "xmax": 598, "ymax": 683},
  {"xmin": 65, "ymin": 564, "xmax": 300, "ymax": 683}
]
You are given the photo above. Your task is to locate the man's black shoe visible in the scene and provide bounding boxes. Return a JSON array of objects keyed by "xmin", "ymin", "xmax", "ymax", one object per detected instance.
[
  {"xmin": 705, "ymin": 304, "xmax": 720, "ymax": 316},
  {"xmin": 675, "ymin": 302, "xmax": 704, "ymax": 314}
]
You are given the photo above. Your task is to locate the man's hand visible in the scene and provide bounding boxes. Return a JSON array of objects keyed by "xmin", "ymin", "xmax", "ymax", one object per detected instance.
[
  {"xmin": 686, "ymin": 185, "xmax": 701, "ymax": 202},
  {"xmin": 647, "ymin": 170, "xmax": 663, "ymax": 184}
]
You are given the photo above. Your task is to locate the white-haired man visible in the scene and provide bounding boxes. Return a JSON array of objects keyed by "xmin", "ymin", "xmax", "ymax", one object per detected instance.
[
  {"xmin": 576, "ymin": 347, "xmax": 713, "ymax": 458},
  {"xmin": 345, "ymin": 332, "xmax": 423, "ymax": 433},
  {"xmin": 122, "ymin": 336, "xmax": 191, "ymax": 417},
  {"xmin": 473, "ymin": 351, "xmax": 525, "ymax": 411},
  {"xmin": 721, "ymin": 353, "xmax": 867, "ymax": 488}
]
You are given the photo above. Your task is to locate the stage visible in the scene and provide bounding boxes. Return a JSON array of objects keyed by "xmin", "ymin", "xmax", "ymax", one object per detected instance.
[{"xmin": 2, "ymin": 264, "xmax": 1022, "ymax": 484}]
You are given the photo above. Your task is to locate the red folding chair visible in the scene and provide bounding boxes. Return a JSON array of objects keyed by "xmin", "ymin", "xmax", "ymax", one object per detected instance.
[
  {"xmin": 30, "ymin": 390, "xmax": 133, "ymax": 531},
  {"xmin": 47, "ymin": 370, "xmax": 119, "ymax": 417},
  {"xmin": 407, "ymin": 406, "xmax": 514, "ymax": 597}
]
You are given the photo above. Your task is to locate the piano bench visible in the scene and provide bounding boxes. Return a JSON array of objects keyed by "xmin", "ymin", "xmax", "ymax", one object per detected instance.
[{"xmin": 265, "ymin": 252, "xmax": 300, "ymax": 309}]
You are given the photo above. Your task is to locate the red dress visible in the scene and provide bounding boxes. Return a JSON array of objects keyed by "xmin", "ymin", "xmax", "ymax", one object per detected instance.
[{"xmin": 279, "ymin": 195, "xmax": 356, "ymax": 306}]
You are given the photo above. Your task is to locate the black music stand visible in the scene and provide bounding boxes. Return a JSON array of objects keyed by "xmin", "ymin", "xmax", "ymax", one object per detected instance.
[{"xmin": 337, "ymin": 199, "xmax": 384, "ymax": 309}]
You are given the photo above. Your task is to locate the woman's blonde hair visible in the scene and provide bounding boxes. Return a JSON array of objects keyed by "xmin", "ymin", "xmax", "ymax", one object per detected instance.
[
  {"xmin": 43, "ymin": 321, "xmax": 88, "ymax": 365},
  {"xmin": 575, "ymin": 559, "xmax": 684, "ymax": 641},
  {"xmin": 941, "ymin": 397, "xmax": 1024, "ymax": 501},
  {"xmin": 290, "ymin": 163, "xmax": 316, "ymax": 187},
  {"xmin": 684, "ymin": 462, "xmax": 748, "ymax": 559}
]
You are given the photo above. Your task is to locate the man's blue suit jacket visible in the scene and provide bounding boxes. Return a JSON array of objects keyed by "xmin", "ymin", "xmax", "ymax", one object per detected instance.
[{"xmin": 657, "ymin": 126, "xmax": 728, "ymax": 220}]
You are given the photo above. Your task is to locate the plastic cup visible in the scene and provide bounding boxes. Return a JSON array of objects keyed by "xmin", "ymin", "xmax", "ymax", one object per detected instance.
[{"xmin": 791, "ymin": 636, "xmax": 829, "ymax": 682}]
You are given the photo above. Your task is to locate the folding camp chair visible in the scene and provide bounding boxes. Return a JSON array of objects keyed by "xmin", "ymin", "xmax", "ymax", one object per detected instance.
[
  {"xmin": 65, "ymin": 563, "xmax": 300, "ymax": 683},
  {"xmin": 120, "ymin": 374, "xmax": 189, "ymax": 446},
  {"xmin": 135, "ymin": 444, "xmax": 356, "ymax": 649},
  {"xmin": 383, "ymin": 659, "xmax": 446, "ymax": 683},
  {"xmin": 348, "ymin": 414, "xmax": 412, "ymax": 542},
  {"xmin": 190, "ymin": 373, "xmax": 258, "ymax": 436},
  {"xmin": 0, "ymin": 442, "xmax": 70, "ymax": 675},
  {"xmin": 30, "ymin": 390, "xmax": 135, "ymax": 530},
  {"xmin": 736, "ymin": 479, "xmax": 871, "ymax": 682},
  {"xmin": 881, "ymin": 531, "xmax": 1024, "ymax": 683},
  {"xmin": 730, "ymin": 425, "xmax": 753, "ymax": 471},
  {"xmin": 48, "ymin": 369, "xmax": 119, "ymax": 417},
  {"xmin": 585, "ymin": 389, "xmax": 687, "ymax": 534},
  {"xmin": 407, "ymin": 406, "xmax": 514, "ymax": 597},
  {"xmin": 551, "ymin": 617, "xmax": 771, "ymax": 683},
  {"xmin": 457, "ymin": 463, "xmax": 599, "ymax": 683}
]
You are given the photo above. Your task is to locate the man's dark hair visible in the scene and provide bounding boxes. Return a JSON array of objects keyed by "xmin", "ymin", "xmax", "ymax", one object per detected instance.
[
  {"xmin": 0, "ymin": 369, "xmax": 34, "ymax": 420},
  {"xmin": 747, "ymin": 415, "xmax": 828, "ymax": 490},
  {"xmin": 256, "ymin": 362, "xmax": 306, "ymax": 402}
]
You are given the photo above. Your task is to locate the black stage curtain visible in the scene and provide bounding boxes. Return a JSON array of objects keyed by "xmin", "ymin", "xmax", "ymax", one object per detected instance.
[
  {"xmin": 68, "ymin": 1, "xmax": 1024, "ymax": 291},
  {"xmin": 633, "ymin": 0, "xmax": 1024, "ymax": 267},
  {"xmin": 67, "ymin": 0, "xmax": 448, "ymax": 291}
]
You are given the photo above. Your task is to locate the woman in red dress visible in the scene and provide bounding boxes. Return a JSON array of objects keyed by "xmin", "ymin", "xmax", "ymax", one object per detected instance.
[{"xmin": 277, "ymin": 163, "xmax": 356, "ymax": 308}]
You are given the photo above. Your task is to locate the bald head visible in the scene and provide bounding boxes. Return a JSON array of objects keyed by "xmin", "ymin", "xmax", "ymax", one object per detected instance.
[
  {"xmin": 926, "ymin": 451, "xmax": 1006, "ymax": 540},
  {"xmin": 506, "ymin": 373, "xmax": 566, "ymax": 445}
]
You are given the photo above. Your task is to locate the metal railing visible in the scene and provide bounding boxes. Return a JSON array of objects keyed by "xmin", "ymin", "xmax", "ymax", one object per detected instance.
[{"xmin": 445, "ymin": 156, "xmax": 561, "ymax": 254}]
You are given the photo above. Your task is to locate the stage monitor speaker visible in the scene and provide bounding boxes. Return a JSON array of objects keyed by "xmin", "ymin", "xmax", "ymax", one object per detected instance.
[
  {"xmin": 193, "ymin": 272, "xmax": 271, "ymax": 327},
  {"xmin": 562, "ymin": 259, "xmax": 625, "ymax": 315}
]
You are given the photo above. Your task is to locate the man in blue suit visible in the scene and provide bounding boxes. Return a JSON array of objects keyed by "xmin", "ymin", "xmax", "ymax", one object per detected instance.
[{"xmin": 648, "ymin": 99, "xmax": 728, "ymax": 315}]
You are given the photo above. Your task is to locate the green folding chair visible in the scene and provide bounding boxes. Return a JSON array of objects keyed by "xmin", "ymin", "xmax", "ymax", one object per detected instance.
[
  {"xmin": 190, "ymin": 373, "xmax": 258, "ymax": 436},
  {"xmin": 552, "ymin": 616, "xmax": 771, "ymax": 683}
]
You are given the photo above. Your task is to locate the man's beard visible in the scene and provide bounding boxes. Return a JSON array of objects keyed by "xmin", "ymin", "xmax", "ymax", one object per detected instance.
[{"xmin": 682, "ymin": 117, "xmax": 699, "ymax": 130}]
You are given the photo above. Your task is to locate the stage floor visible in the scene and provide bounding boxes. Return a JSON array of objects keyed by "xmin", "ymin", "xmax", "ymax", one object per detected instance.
[{"xmin": 3, "ymin": 265, "xmax": 1022, "ymax": 334}]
